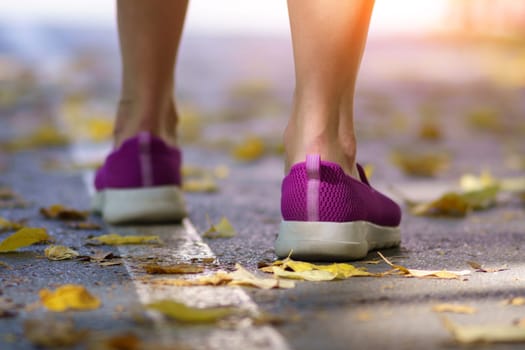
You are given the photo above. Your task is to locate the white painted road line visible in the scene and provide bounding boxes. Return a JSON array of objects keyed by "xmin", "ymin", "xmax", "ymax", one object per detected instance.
[{"xmin": 76, "ymin": 145, "xmax": 290, "ymax": 349}]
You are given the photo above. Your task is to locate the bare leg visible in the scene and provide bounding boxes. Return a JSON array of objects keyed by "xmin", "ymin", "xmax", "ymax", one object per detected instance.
[
  {"xmin": 115, "ymin": 0, "xmax": 188, "ymax": 147},
  {"xmin": 285, "ymin": 0, "xmax": 374, "ymax": 176}
]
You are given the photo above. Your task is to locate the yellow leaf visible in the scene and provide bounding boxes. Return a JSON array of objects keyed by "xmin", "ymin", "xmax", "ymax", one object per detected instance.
[
  {"xmin": 203, "ymin": 216, "xmax": 237, "ymax": 238},
  {"xmin": 182, "ymin": 177, "xmax": 218, "ymax": 193},
  {"xmin": 40, "ymin": 204, "xmax": 89, "ymax": 220},
  {"xmin": 0, "ymin": 227, "xmax": 50, "ymax": 252},
  {"xmin": 91, "ymin": 233, "xmax": 161, "ymax": 245},
  {"xmin": 418, "ymin": 119, "xmax": 443, "ymax": 141},
  {"xmin": 443, "ymin": 317, "xmax": 525, "ymax": 344},
  {"xmin": 410, "ymin": 193, "xmax": 471, "ymax": 217},
  {"xmin": 272, "ymin": 266, "xmax": 336, "ymax": 281},
  {"xmin": 3, "ymin": 125, "xmax": 69, "ymax": 152},
  {"xmin": 378, "ymin": 252, "xmax": 470, "ymax": 279},
  {"xmin": 506, "ymin": 297, "xmax": 525, "ymax": 306},
  {"xmin": 228, "ymin": 264, "xmax": 294, "ymax": 289},
  {"xmin": 263, "ymin": 256, "xmax": 374, "ymax": 281},
  {"xmin": 432, "ymin": 303, "xmax": 477, "ymax": 314},
  {"xmin": 146, "ymin": 300, "xmax": 239, "ymax": 323},
  {"xmin": 391, "ymin": 151, "xmax": 450, "ymax": 177},
  {"xmin": 152, "ymin": 264, "xmax": 294, "ymax": 289},
  {"xmin": 317, "ymin": 263, "xmax": 375, "ymax": 278},
  {"xmin": 44, "ymin": 245, "xmax": 79, "ymax": 261},
  {"xmin": 232, "ymin": 136, "xmax": 265, "ymax": 162},
  {"xmin": 467, "ymin": 108, "xmax": 502, "ymax": 132},
  {"xmin": 0, "ymin": 217, "xmax": 23, "ymax": 233},
  {"xmin": 39, "ymin": 284, "xmax": 101, "ymax": 311}
]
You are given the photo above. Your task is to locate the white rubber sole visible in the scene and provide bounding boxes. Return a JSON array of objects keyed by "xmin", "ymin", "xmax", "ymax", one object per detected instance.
[
  {"xmin": 275, "ymin": 220, "xmax": 400, "ymax": 261},
  {"xmin": 92, "ymin": 186, "xmax": 187, "ymax": 224}
]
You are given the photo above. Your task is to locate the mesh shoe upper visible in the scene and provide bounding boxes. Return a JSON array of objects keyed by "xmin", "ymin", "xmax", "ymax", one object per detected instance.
[
  {"xmin": 281, "ymin": 156, "xmax": 401, "ymax": 227},
  {"xmin": 95, "ymin": 132, "xmax": 182, "ymax": 191}
]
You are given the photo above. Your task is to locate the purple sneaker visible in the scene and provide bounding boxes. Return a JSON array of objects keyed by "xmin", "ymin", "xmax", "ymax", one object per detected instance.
[
  {"xmin": 92, "ymin": 132, "xmax": 187, "ymax": 224},
  {"xmin": 276, "ymin": 154, "xmax": 401, "ymax": 261}
]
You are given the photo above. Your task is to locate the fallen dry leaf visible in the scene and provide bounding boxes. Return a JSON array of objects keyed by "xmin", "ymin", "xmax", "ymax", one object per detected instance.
[
  {"xmin": 0, "ymin": 187, "xmax": 17, "ymax": 200},
  {"xmin": 40, "ymin": 204, "xmax": 89, "ymax": 220},
  {"xmin": 432, "ymin": 303, "xmax": 477, "ymax": 314},
  {"xmin": 203, "ymin": 216, "xmax": 237, "ymax": 238},
  {"xmin": 0, "ymin": 217, "xmax": 23, "ymax": 233},
  {"xmin": 45, "ymin": 245, "xmax": 79, "ymax": 261},
  {"xmin": 66, "ymin": 222, "xmax": 101, "ymax": 230},
  {"xmin": 24, "ymin": 318, "xmax": 88, "ymax": 348},
  {"xmin": 232, "ymin": 136, "xmax": 265, "ymax": 162},
  {"xmin": 408, "ymin": 185, "xmax": 500, "ymax": 217},
  {"xmin": 227, "ymin": 264, "xmax": 295, "ymax": 289},
  {"xmin": 87, "ymin": 332, "xmax": 142, "ymax": 350},
  {"xmin": 391, "ymin": 151, "xmax": 450, "ymax": 177},
  {"xmin": 147, "ymin": 300, "xmax": 240, "ymax": 323},
  {"xmin": 0, "ymin": 227, "xmax": 50, "ymax": 252},
  {"xmin": 143, "ymin": 263, "xmax": 204, "ymax": 274},
  {"xmin": 89, "ymin": 233, "xmax": 161, "ymax": 245},
  {"xmin": 443, "ymin": 316, "xmax": 525, "ymax": 344},
  {"xmin": 182, "ymin": 177, "xmax": 218, "ymax": 193},
  {"xmin": 261, "ymin": 256, "xmax": 375, "ymax": 281},
  {"xmin": 418, "ymin": 119, "xmax": 443, "ymax": 141},
  {"xmin": 3, "ymin": 125, "xmax": 70, "ymax": 152},
  {"xmin": 467, "ymin": 108, "xmax": 502, "ymax": 132},
  {"xmin": 506, "ymin": 297, "xmax": 525, "ymax": 306},
  {"xmin": 152, "ymin": 264, "xmax": 294, "ymax": 289},
  {"xmin": 39, "ymin": 284, "xmax": 101, "ymax": 311},
  {"xmin": 378, "ymin": 252, "xmax": 470, "ymax": 279},
  {"xmin": 467, "ymin": 260, "xmax": 508, "ymax": 273},
  {"xmin": 0, "ymin": 297, "xmax": 21, "ymax": 318},
  {"xmin": 77, "ymin": 251, "xmax": 122, "ymax": 267}
]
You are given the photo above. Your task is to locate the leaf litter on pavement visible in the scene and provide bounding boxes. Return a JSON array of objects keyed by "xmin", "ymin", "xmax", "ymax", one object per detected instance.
[
  {"xmin": 0, "ymin": 227, "xmax": 50, "ymax": 252},
  {"xmin": 39, "ymin": 284, "xmax": 101, "ymax": 312},
  {"xmin": 24, "ymin": 317, "xmax": 89, "ymax": 348},
  {"xmin": 203, "ymin": 215, "xmax": 237, "ymax": 238},
  {"xmin": 40, "ymin": 204, "xmax": 89, "ymax": 220},
  {"xmin": 87, "ymin": 233, "xmax": 162, "ymax": 245},
  {"xmin": 443, "ymin": 316, "xmax": 525, "ymax": 344},
  {"xmin": 44, "ymin": 245, "xmax": 80, "ymax": 261}
]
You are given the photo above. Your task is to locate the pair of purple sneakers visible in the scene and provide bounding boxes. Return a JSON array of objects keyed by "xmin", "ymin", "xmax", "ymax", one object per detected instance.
[{"xmin": 93, "ymin": 132, "xmax": 401, "ymax": 260}]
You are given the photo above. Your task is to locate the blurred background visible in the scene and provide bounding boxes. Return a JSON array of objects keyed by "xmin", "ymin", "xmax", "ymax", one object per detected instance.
[{"xmin": 0, "ymin": 0, "xmax": 524, "ymax": 181}]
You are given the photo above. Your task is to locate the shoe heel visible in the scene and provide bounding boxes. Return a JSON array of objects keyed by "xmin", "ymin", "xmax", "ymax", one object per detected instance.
[
  {"xmin": 275, "ymin": 220, "xmax": 369, "ymax": 261},
  {"xmin": 101, "ymin": 185, "xmax": 187, "ymax": 224}
]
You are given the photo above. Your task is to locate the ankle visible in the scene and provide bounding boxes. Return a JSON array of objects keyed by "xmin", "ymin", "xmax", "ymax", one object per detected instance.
[
  {"xmin": 284, "ymin": 116, "xmax": 357, "ymax": 176},
  {"xmin": 113, "ymin": 94, "xmax": 178, "ymax": 148},
  {"xmin": 284, "ymin": 90, "xmax": 357, "ymax": 172}
]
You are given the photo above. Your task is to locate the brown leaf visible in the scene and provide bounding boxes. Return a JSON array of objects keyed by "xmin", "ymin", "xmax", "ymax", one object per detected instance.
[
  {"xmin": 143, "ymin": 263, "xmax": 204, "ymax": 274},
  {"xmin": 467, "ymin": 260, "xmax": 508, "ymax": 273},
  {"xmin": 0, "ymin": 217, "xmax": 23, "ymax": 233},
  {"xmin": 45, "ymin": 245, "xmax": 79, "ymax": 261},
  {"xmin": 391, "ymin": 151, "xmax": 450, "ymax": 177},
  {"xmin": 432, "ymin": 303, "xmax": 477, "ymax": 314},
  {"xmin": 378, "ymin": 252, "xmax": 470, "ymax": 279},
  {"xmin": 0, "ymin": 297, "xmax": 21, "ymax": 318},
  {"xmin": 87, "ymin": 332, "xmax": 142, "ymax": 350},
  {"xmin": 506, "ymin": 297, "xmax": 525, "ymax": 306},
  {"xmin": 66, "ymin": 222, "xmax": 101, "ymax": 230},
  {"xmin": 40, "ymin": 204, "xmax": 89, "ymax": 220},
  {"xmin": 24, "ymin": 318, "xmax": 89, "ymax": 348},
  {"xmin": 0, "ymin": 187, "xmax": 17, "ymax": 200},
  {"xmin": 443, "ymin": 316, "xmax": 525, "ymax": 344}
]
